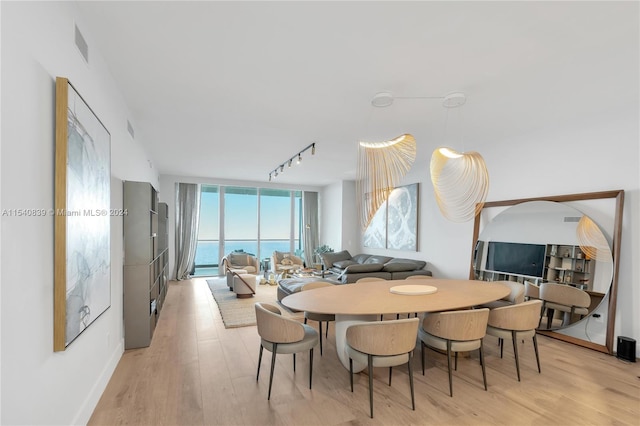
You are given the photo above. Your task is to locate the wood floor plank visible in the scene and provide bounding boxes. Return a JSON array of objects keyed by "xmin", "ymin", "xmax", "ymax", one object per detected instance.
[{"xmin": 89, "ymin": 278, "xmax": 640, "ymax": 425}]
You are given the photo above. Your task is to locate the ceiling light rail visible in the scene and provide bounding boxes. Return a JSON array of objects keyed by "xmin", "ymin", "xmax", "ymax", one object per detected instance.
[
  {"xmin": 269, "ymin": 142, "xmax": 316, "ymax": 181},
  {"xmin": 371, "ymin": 92, "xmax": 463, "ymax": 108}
]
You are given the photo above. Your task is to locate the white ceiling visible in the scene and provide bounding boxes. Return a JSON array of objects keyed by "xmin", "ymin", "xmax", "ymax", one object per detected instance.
[{"xmin": 75, "ymin": 1, "xmax": 638, "ymax": 187}]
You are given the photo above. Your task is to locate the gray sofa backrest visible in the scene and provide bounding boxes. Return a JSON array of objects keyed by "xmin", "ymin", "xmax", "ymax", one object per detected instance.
[{"xmin": 320, "ymin": 250, "xmax": 352, "ymax": 267}]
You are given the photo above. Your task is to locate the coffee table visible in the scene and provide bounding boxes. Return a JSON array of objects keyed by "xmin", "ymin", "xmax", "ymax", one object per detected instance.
[{"xmin": 282, "ymin": 278, "xmax": 510, "ymax": 371}]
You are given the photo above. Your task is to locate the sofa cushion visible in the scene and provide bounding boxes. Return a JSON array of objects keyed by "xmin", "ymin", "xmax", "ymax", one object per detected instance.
[
  {"xmin": 383, "ymin": 258, "xmax": 425, "ymax": 272},
  {"xmin": 352, "ymin": 254, "xmax": 372, "ymax": 264},
  {"xmin": 383, "ymin": 262, "xmax": 418, "ymax": 272},
  {"xmin": 364, "ymin": 255, "xmax": 393, "ymax": 265},
  {"xmin": 334, "ymin": 259, "xmax": 356, "ymax": 269},
  {"xmin": 343, "ymin": 263, "xmax": 384, "ymax": 273},
  {"xmin": 321, "ymin": 250, "xmax": 352, "ymax": 267}
]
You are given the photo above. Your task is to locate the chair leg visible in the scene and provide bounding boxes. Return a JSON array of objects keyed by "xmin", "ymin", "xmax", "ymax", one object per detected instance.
[
  {"xmin": 454, "ymin": 351, "xmax": 458, "ymax": 371},
  {"xmin": 268, "ymin": 344, "xmax": 278, "ymax": 400},
  {"xmin": 326, "ymin": 321, "xmax": 329, "ymax": 338},
  {"xmin": 293, "ymin": 353, "xmax": 296, "ymax": 372},
  {"xmin": 304, "ymin": 318, "xmax": 308, "ymax": 324},
  {"xmin": 421, "ymin": 341, "xmax": 425, "ymax": 375},
  {"xmin": 512, "ymin": 330, "xmax": 521, "ymax": 382},
  {"xmin": 388, "ymin": 367, "xmax": 392, "ymax": 386},
  {"xmin": 500, "ymin": 338, "xmax": 504, "ymax": 358},
  {"xmin": 408, "ymin": 352, "xmax": 415, "ymax": 410},
  {"xmin": 446, "ymin": 341, "xmax": 453, "ymax": 397},
  {"xmin": 368, "ymin": 354, "xmax": 374, "ymax": 418},
  {"xmin": 309, "ymin": 348, "xmax": 314, "ymax": 389},
  {"xmin": 479, "ymin": 342, "xmax": 487, "ymax": 391},
  {"xmin": 318, "ymin": 321, "xmax": 323, "ymax": 356},
  {"xmin": 349, "ymin": 358, "xmax": 354, "ymax": 392},
  {"xmin": 257, "ymin": 345, "xmax": 263, "ymax": 381},
  {"xmin": 533, "ymin": 334, "xmax": 541, "ymax": 373}
]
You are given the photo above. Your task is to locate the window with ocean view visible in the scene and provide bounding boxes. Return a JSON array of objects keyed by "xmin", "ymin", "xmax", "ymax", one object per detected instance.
[
  {"xmin": 192, "ymin": 185, "xmax": 303, "ymax": 277},
  {"xmin": 193, "ymin": 186, "xmax": 219, "ymax": 276}
]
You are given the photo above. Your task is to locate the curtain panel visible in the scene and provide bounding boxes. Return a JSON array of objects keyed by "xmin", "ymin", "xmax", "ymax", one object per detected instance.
[
  {"xmin": 302, "ymin": 191, "xmax": 319, "ymax": 266},
  {"xmin": 175, "ymin": 182, "xmax": 201, "ymax": 280}
]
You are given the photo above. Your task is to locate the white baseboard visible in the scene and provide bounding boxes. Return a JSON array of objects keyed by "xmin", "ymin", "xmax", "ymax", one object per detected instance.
[{"xmin": 72, "ymin": 339, "xmax": 124, "ymax": 425}]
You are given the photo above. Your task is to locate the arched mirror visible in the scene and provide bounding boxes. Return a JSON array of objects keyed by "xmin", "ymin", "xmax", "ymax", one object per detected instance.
[{"xmin": 469, "ymin": 190, "xmax": 624, "ymax": 354}]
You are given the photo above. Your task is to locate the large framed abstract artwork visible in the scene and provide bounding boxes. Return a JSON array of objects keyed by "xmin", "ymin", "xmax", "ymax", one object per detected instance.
[
  {"xmin": 363, "ymin": 183, "xmax": 419, "ymax": 251},
  {"xmin": 54, "ymin": 77, "xmax": 111, "ymax": 351}
]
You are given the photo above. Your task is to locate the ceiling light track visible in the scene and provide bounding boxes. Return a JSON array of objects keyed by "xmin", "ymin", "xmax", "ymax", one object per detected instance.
[
  {"xmin": 269, "ymin": 142, "xmax": 316, "ymax": 182},
  {"xmin": 371, "ymin": 91, "xmax": 466, "ymax": 108}
]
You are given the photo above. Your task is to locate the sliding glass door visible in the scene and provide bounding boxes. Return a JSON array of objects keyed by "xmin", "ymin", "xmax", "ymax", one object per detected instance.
[
  {"xmin": 192, "ymin": 185, "xmax": 304, "ymax": 276},
  {"xmin": 223, "ymin": 187, "xmax": 258, "ymax": 256},
  {"xmin": 194, "ymin": 186, "xmax": 220, "ymax": 275},
  {"xmin": 259, "ymin": 189, "xmax": 293, "ymax": 261}
]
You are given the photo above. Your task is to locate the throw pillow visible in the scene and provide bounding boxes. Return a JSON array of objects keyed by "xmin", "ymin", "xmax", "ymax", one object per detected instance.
[
  {"xmin": 281, "ymin": 257, "xmax": 293, "ymax": 266},
  {"xmin": 229, "ymin": 253, "xmax": 248, "ymax": 267}
]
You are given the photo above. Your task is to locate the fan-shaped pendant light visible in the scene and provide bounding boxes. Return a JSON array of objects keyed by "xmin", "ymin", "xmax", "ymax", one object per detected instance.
[
  {"xmin": 357, "ymin": 133, "xmax": 416, "ymax": 230},
  {"xmin": 430, "ymin": 93, "xmax": 489, "ymax": 222},
  {"xmin": 576, "ymin": 215, "xmax": 612, "ymax": 262}
]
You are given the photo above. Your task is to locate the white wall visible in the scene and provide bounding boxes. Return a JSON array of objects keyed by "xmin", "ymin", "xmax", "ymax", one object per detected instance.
[
  {"xmin": 320, "ymin": 181, "xmax": 345, "ymax": 254},
  {"xmin": 1, "ymin": 2, "xmax": 158, "ymax": 424}
]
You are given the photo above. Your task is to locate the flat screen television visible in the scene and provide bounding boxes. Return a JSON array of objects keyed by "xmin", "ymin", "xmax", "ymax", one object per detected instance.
[{"xmin": 485, "ymin": 241, "xmax": 546, "ymax": 278}]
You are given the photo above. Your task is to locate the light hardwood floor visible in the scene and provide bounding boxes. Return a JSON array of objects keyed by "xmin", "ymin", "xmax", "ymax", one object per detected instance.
[{"xmin": 89, "ymin": 279, "xmax": 640, "ymax": 425}]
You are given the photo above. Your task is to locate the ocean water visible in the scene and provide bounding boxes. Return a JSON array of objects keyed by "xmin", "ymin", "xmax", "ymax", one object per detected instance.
[{"xmin": 194, "ymin": 240, "xmax": 301, "ymax": 266}]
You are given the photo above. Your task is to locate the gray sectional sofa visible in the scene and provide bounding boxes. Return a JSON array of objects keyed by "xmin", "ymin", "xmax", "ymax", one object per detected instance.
[{"xmin": 320, "ymin": 250, "xmax": 432, "ymax": 283}]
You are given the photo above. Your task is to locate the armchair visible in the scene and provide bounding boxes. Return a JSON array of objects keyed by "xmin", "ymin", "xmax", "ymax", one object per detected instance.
[
  {"xmin": 221, "ymin": 251, "xmax": 259, "ymax": 274},
  {"xmin": 271, "ymin": 251, "xmax": 304, "ymax": 274}
]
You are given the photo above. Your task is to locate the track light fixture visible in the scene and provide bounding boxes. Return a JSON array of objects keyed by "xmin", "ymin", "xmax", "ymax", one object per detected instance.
[{"xmin": 269, "ymin": 142, "xmax": 316, "ymax": 181}]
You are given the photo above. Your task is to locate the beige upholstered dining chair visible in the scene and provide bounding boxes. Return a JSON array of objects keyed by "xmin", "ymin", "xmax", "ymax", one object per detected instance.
[
  {"xmin": 345, "ymin": 317, "xmax": 419, "ymax": 418},
  {"xmin": 419, "ymin": 308, "xmax": 490, "ymax": 397},
  {"xmin": 485, "ymin": 299, "xmax": 543, "ymax": 381},
  {"xmin": 301, "ymin": 281, "xmax": 335, "ymax": 356},
  {"xmin": 524, "ymin": 280, "xmax": 540, "ymax": 301},
  {"xmin": 478, "ymin": 281, "xmax": 525, "ymax": 309},
  {"xmin": 539, "ymin": 283, "xmax": 591, "ymax": 328},
  {"xmin": 254, "ymin": 302, "xmax": 319, "ymax": 400},
  {"xmin": 355, "ymin": 277, "xmax": 386, "ymax": 283}
]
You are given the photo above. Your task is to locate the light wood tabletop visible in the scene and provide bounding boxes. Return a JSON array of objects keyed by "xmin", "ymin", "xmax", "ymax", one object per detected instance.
[{"xmin": 282, "ymin": 278, "xmax": 511, "ymax": 315}]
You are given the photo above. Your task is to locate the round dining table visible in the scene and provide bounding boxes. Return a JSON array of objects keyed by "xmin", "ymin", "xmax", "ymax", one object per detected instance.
[{"xmin": 281, "ymin": 278, "xmax": 511, "ymax": 371}]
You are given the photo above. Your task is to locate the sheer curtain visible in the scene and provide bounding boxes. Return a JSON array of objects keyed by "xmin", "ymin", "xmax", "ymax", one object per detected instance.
[
  {"xmin": 302, "ymin": 191, "xmax": 319, "ymax": 266},
  {"xmin": 175, "ymin": 183, "xmax": 201, "ymax": 280}
]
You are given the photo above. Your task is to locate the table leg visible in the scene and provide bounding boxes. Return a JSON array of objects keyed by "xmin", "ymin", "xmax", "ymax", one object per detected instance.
[{"xmin": 334, "ymin": 314, "xmax": 378, "ymax": 372}]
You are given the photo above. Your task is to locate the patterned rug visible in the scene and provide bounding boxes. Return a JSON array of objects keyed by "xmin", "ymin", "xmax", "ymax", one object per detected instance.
[{"xmin": 206, "ymin": 277, "xmax": 302, "ymax": 328}]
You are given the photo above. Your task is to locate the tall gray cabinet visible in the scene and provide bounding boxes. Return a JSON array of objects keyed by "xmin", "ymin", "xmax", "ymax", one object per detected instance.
[{"xmin": 123, "ymin": 181, "xmax": 169, "ymax": 349}]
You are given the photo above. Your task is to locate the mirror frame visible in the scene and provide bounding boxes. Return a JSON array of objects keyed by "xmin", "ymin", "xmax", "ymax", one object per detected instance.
[{"xmin": 469, "ymin": 190, "xmax": 624, "ymax": 354}]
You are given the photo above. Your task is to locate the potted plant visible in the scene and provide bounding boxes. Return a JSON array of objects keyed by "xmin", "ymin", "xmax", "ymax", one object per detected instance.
[{"xmin": 314, "ymin": 245, "xmax": 334, "ymax": 267}]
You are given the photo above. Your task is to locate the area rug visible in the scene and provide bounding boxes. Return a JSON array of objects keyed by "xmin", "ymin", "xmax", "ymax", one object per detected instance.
[{"xmin": 206, "ymin": 277, "xmax": 302, "ymax": 328}]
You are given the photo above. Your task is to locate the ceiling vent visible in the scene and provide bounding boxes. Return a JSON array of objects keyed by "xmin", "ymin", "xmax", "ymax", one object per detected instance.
[
  {"xmin": 564, "ymin": 216, "xmax": 581, "ymax": 223},
  {"xmin": 74, "ymin": 24, "xmax": 89, "ymax": 64},
  {"xmin": 127, "ymin": 120, "xmax": 135, "ymax": 139}
]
